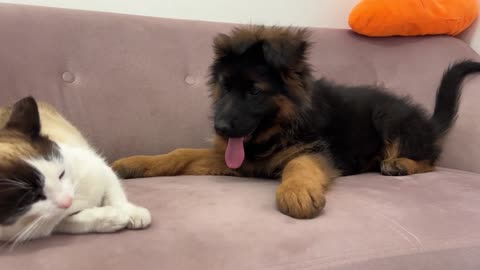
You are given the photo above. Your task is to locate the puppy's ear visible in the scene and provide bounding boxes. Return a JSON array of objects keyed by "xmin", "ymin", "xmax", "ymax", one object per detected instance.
[
  {"xmin": 213, "ymin": 26, "xmax": 311, "ymax": 70},
  {"xmin": 262, "ymin": 29, "xmax": 310, "ymax": 71},
  {"xmin": 213, "ymin": 30, "xmax": 259, "ymax": 57},
  {"xmin": 213, "ymin": 33, "xmax": 232, "ymax": 57}
]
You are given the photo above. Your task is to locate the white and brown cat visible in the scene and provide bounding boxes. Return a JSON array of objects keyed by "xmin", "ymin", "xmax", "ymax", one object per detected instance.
[{"xmin": 0, "ymin": 97, "xmax": 151, "ymax": 245}]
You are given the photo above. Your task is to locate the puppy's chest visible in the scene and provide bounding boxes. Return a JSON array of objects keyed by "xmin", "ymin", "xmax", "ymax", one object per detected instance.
[
  {"xmin": 244, "ymin": 141, "xmax": 281, "ymax": 161},
  {"xmin": 241, "ymin": 139, "xmax": 326, "ymax": 178}
]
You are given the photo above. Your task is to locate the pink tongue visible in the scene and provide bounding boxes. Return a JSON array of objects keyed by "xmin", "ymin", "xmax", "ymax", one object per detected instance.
[{"xmin": 225, "ymin": 137, "xmax": 245, "ymax": 169}]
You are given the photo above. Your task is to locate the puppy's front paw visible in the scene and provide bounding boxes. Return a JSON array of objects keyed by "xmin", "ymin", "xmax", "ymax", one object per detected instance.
[
  {"xmin": 121, "ymin": 204, "xmax": 152, "ymax": 230},
  {"xmin": 112, "ymin": 156, "xmax": 151, "ymax": 179},
  {"xmin": 276, "ymin": 181, "xmax": 326, "ymax": 219}
]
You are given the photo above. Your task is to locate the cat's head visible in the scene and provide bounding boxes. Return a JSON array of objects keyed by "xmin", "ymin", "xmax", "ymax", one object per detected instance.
[{"xmin": 0, "ymin": 97, "xmax": 74, "ymax": 226}]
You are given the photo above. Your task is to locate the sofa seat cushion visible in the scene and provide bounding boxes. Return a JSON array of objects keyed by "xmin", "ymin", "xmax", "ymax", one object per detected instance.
[{"xmin": 3, "ymin": 168, "xmax": 480, "ymax": 270}]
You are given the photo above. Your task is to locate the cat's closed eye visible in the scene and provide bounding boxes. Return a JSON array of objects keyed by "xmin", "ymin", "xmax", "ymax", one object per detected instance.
[{"xmin": 59, "ymin": 170, "xmax": 65, "ymax": 181}]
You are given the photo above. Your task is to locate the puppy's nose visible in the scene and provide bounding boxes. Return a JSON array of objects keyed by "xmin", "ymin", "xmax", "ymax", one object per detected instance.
[{"xmin": 215, "ymin": 120, "xmax": 233, "ymax": 136}]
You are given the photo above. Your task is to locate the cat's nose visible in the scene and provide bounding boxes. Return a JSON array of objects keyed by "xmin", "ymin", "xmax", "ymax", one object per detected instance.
[{"xmin": 57, "ymin": 196, "xmax": 73, "ymax": 209}]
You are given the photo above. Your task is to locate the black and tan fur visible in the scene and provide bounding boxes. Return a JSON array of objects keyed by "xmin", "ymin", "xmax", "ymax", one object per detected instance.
[{"xmin": 112, "ymin": 26, "xmax": 480, "ymax": 219}]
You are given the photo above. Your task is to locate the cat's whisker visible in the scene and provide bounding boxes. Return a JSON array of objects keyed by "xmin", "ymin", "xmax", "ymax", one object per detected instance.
[
  {"xmin": 0, "ymin": 216, "xmax": 44, "ymax": 251},
  {"xmin": 24, "ymin": 217, "xmax": 49, "ymax": 245},
  {"xmin": 13, "ymin": 217, "xmax": 43, "ymax": 247},
  {"xmin": 13, "ymin": 191, "xmax": 32, "ymax": 209},
  {"xmin": 0, "ymin": 178, "xmax": 29, "ymax": 185},
  {"xmin": 0, "ymin": 187, "xmax": 25, "ymax": 193},
  {"xmin": 9, "ymin": 216, "xmax": 44, "ymax": 250},
  {"xmin": 0, "ymin": 179, "xmax": 30, "ymax": 189},
  {"xmin": 0, "ymin": 183, "xmax": 25, "ymax": 189},
  {"xmin": 72, "ymin": 195, "xmax": 89, "ymax": 200},
  {"xmin": 0, "ymin": 178, "xmax": 24, "ymax": 184},
  {"xmin": 73, "ymin": 179, "xmax": 82, "ymax": 193},
  {"xmin": 21, "ymin": 217, "xmax": 45, "ymax": 244},
  {"xmin": 5, "ymin": 218, "xmax": 33, "ymax": 243},
  {"xmin": 20, "ymin": 215, "xmax": 49, "ymax": 248}
]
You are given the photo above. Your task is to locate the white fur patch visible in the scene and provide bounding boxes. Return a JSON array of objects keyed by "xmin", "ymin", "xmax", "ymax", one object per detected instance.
[{"xmin": 0, "ymin": 102, "xmax": 151, "ymax": 245}]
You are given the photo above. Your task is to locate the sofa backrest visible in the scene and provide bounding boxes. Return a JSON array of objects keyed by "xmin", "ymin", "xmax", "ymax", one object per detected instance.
[{"xmin": 0, "ymin": 4, "xmax": 479, "ymax": 173}]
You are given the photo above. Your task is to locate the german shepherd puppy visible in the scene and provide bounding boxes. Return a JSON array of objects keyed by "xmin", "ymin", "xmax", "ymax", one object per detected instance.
[{"xmin": 112, "ymin": 26, "xmax": 480, "ymax": 219}]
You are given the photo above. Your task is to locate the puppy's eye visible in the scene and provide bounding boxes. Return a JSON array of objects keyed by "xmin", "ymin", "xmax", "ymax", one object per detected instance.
[
  {"xmin": 249, "ymin": 87, "xmax": 261, "ymax": 96},
  {"xmin": 221, "ymin": 83, "xmax": 231, "ymax": 93},
  {"xmin": 59, "ymin": 170, "xmax": 65, "ymax": 181}
]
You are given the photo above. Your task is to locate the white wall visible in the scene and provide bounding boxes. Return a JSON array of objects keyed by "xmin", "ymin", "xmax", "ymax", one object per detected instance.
[
  {"xmin": 0, "ymin": 0, "xmax": 359, "ymax": 29},
  {"xmin": 458, "ymin": 0, "xmax": 480, "ymax": 54},
  {"xmin": 0, "ymin": 0, "xmax": 479, "ymax": 53}
]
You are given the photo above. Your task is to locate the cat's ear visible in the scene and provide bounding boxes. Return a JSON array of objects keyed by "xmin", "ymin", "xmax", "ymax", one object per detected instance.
[{"xmin": 6, "ymin": 96, "xmax": 41, "ymax": 138}]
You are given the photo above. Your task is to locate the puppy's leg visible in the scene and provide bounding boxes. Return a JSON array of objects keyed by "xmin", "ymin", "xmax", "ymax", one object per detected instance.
[
  {"xmin": 276, "ymin": 155, "xmax": 335, "ymax": 219},
  {"xmin": 381, "ymin": 141, "xmax": 434, "ymax": 176},
  {"xmin": 373, "ymin": 106, "xmax": 436, "ymax": 176},
  {"xmin": 112, "ymin": 148, "xmax": 235, "ymax": 179}
]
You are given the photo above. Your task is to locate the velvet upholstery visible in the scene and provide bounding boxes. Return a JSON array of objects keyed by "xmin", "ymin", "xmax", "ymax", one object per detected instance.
[{"xmin": 1, "ymin": 4, "xmax": 480, "ymax": 270}]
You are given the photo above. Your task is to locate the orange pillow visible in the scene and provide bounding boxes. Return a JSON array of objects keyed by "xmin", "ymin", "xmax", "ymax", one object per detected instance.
[{"xmin": 349, "ymin": 0, "xmax": 479, "ymax": 37}]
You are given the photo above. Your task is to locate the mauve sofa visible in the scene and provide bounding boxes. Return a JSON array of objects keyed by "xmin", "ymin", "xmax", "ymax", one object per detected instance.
[{"xmin": 1, "ymin": 3, "xmax": 480, "ymax": 270}]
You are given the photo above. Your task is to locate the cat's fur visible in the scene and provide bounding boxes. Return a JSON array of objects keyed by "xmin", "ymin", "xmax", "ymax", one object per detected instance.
[{"xmin": 0, "ymin": 97, "xmax": 151, "ymax": 244}]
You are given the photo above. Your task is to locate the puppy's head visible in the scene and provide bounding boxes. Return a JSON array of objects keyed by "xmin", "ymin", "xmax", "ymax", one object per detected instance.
[{"xmin": 208, "ymin": 25, "xmax": 313, "ymax": 168}]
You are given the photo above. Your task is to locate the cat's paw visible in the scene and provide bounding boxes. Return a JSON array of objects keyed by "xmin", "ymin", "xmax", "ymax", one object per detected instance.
[
  {"xmin": 121, "ymin": 204, "xmax": 152, "ymax": 230},
  {"xmin": 55, "ymin": 206, "xmax": 130, "ymax": 234},
  {"xmin": 91, "ymin": 206, "xmax": 130, "ymax": 233}
]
